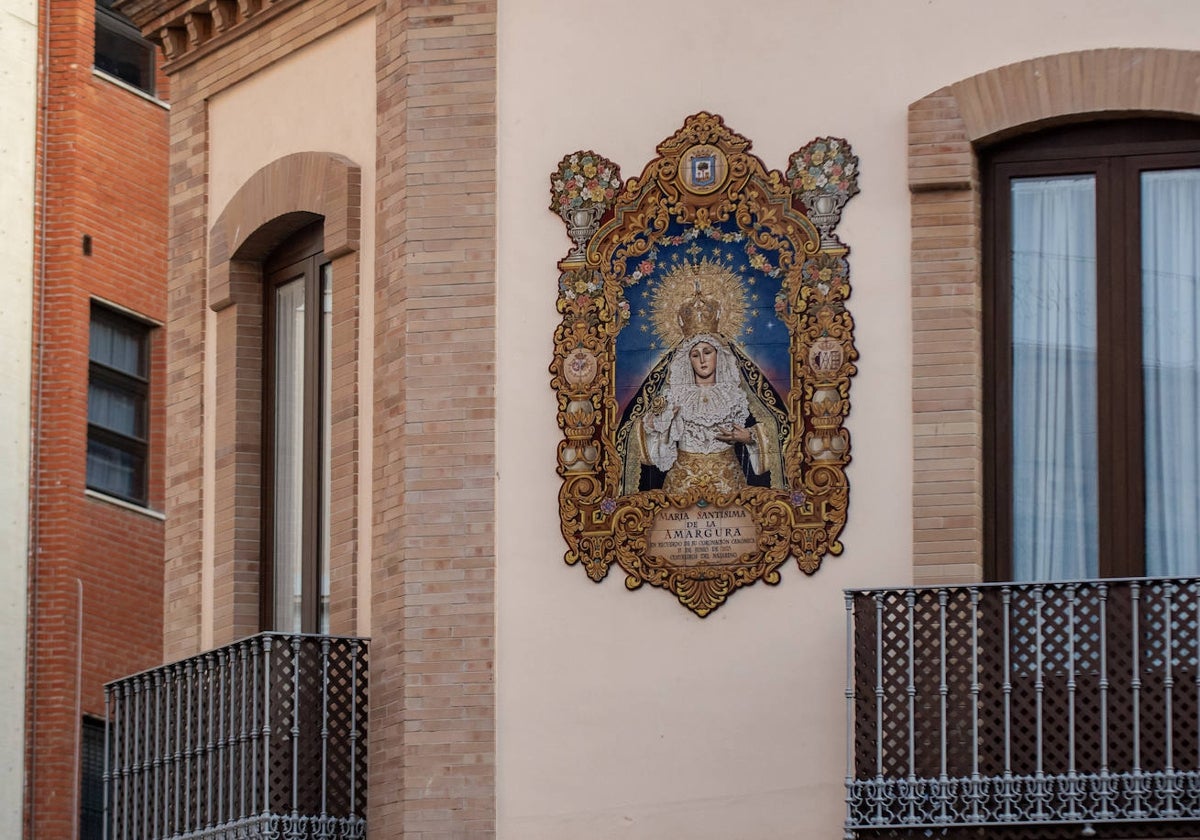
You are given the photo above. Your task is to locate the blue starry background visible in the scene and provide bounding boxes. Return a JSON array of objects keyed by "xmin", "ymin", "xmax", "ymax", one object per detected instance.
[{"xmin": 614, "ymin": 217, "xmax": 792, "ymax": 414}]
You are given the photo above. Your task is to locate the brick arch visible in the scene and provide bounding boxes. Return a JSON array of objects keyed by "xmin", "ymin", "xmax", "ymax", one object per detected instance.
[
  {"xmin": 909, "ymin": 48, "xmax": 1200, "ymax": 585},
  {"xmin": 205, "ymin": 151, "xmax": 362, "ymax": 642},
  {"xmin": 208, "ymin": 151, "xmax": 360, "ymax": 310}
]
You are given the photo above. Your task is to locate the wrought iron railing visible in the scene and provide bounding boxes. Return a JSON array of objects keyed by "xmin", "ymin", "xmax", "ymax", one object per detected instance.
[
  {"xmin": 846, "ymin": 578, "xmax": 1200, "ymax": 835},
  {"xmin": 104, "ymin": 632, "xmax": 368, "ymax": 840}
]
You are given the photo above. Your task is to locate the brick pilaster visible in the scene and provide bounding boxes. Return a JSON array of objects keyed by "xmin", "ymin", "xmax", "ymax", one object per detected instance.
[{"xmin": 373, "ymin": 1, "xmax": 497, "ymax": 836}]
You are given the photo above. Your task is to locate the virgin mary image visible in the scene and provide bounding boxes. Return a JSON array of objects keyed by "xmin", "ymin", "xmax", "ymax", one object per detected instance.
[{"xmin": 616, "ymin": 261, "xmax": 789, "ymax": 496}]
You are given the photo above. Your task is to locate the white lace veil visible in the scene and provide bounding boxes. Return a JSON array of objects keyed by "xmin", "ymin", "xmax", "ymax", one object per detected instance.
[
  {"xmin": 665, "ymin": 334, "xmax": 749, "ymax": 426},
  {"xmin": 669, "ymin": 334, "xmax": 742, "ymax": 389}
]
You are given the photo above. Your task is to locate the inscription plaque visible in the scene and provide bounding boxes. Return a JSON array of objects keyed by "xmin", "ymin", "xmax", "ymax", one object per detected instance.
[{"xmin": 648, "ymin": 504, "xmax": 759, "ymax": 567}]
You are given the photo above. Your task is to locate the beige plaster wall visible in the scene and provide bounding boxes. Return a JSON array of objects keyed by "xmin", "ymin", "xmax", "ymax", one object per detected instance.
[
  {"xmin": 495, "ymin": 1, "xmax": 1200, "ymax": 837},
  {"xmin": 205, "ymin": 13, "xmax": 376, "ymax": 641},
  {"xmin": 207, "ymin": 13, "xmax": 376, "ymax": 218},
  {"xmin": 0, "ymin": 0, "xmax": 36, "ymax": 830}
]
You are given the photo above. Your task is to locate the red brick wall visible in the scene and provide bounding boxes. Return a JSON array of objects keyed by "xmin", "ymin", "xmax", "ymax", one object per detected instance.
[{"xmin": 25, "ymin": 0, "xmax": 169, "ymax": 836}]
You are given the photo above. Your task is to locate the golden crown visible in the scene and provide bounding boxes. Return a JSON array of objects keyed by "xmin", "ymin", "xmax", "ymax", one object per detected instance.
[{"xmin": 677, "ymin": 280, "xmax": 721, "ymax": 339}]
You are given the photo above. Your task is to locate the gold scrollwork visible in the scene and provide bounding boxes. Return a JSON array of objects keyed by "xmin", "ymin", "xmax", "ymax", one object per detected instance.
[{"xmin": 550, "ymin": 113, "xmax": 860, "ymax": 616}]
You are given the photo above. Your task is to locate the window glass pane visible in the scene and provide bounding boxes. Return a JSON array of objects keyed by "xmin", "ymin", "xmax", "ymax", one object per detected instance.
[
  {"xmin": 320, "ymin": 264, "xmax": 332, "ymax": 633},
  {"xmin": 94, "ymin": 7, "xmax": 155, "ymax": 95},
  {"xmin": 88, "ymin": 380, "xmax": 145, "ymax": 438},
  {"xmin": 90, "ymin": 312, "xmax": 146, "ymax": 376},
  {"xmin": 1010, "ymin": 175, "xmax": 1099, "ymax": 580},
  {"xmin": 87, "ymin": 437, "xmax": 144, "ymax": 500},
  {"xmin": 87, "ymin": 306, "xmax": 150, "ymax": 503},
  {"xmin": 79, "ymin": 717, "xmax": 105, "ymax": 840},
  {"xmin": 273, "ymin": 279, "xmax": 306, "ymax": 633},
  {"xmin": 1142, "ymin": 168, "xmax": 1200, "ymax": 576}
]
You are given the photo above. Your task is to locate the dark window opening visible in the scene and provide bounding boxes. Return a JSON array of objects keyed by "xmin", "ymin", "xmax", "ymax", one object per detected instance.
[
  {"xmin": 80, "ymin": 716, "xmax": 105, "ymax": 840},
  {"xmin": 87, "ymin": 303, "xmax": 151, "ymax": 505},
  {"xmin": 94, "ymin": 1, "xmax": 155, "ymax": 96}
]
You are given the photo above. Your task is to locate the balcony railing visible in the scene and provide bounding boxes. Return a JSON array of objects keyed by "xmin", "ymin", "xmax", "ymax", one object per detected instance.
[
  {"xmin": 846, "ymin": 578, "xmax": 1200, "ymax": 835},
  {"xmin": 104, "ymin": 632, "xmax": 368, "ymax": 840}
]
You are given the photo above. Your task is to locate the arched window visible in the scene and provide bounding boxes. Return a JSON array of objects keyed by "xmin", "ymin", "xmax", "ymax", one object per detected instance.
[
  {"xmin": 984, "ymin": 119, "xmax": 1200, "ymax": 581},
  {"xmin": 206, "ymin": 152, "xmax": 359, "ymax": 642},
  {"xmin": 262, "ymin": 222, "xmax": 331, "ymax": 632}
]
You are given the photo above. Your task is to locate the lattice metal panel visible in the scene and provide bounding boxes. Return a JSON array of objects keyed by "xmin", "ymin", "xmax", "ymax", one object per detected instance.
[
  {"xmin": 853, "ymin": 591, "xmax": 879, "ymax": 782},
  {"xmin": 847, "ymin": 578, "xmax": 1200, "ymax": 834},
  {"xmin": 104, "ymin": 632, "xmax": 369, "ymax": 840},
  {"xmin": 909, "ymin": 589, "xmax": 942, "ymax": 781},
  {"xmin": 267, "ymin": 636, "xmax": 298, "ymax": 816},
  {"xmin": 1105, "ymin": 587, "xmax": 1137, "ymax": 774},
  {"xmin": 879, "ymin": 592, "xmax": 914, "ymax": 780},
  {"xmin": 323, "ymin": 638, "xmax": 368, "ymax": 818},
  {"xmin": 975, "ymin": 589, "xmax": 1007, "ymax": 780}
]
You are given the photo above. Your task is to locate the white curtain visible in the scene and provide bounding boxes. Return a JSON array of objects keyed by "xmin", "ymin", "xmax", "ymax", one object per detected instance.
[
  {"xmin": 90, "ymin": 316, "xmax": 143, "ymax": 374},
  {"xmin": 88, "ymin": 382, "xmax": 141, "ymax": 434},
  {"xmin": 85, "ymin": 438, "xmax": 139, "ymax": 497},
  {"xmin": 1010, "ymin": 176, "xmax": 1099, "ymax": 581},
  {"xmin": 274, "ymin": 280, "xmax": 306, "ymax": 632},
  {"xmin": 1143, "ymin": 169, "xmax": 1200, "ymax": 577},
  {"xmin": 87, "ymin": 314, "xmax": 146, "ymax": 498}
]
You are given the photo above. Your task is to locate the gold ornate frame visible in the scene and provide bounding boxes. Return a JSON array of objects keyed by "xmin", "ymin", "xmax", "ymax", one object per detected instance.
[{"xmin": 550, "ymin": 113, "xmax": 860, "ymax": 616}]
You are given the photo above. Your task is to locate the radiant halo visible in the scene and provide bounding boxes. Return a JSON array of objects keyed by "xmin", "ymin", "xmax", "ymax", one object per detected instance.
[{"xmin": 649, "ymin": 258, "xmax": 748, "ymax": 347}]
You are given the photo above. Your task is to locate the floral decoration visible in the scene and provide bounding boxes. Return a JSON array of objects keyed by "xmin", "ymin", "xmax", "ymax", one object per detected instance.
[
  {"xmin": 623, "ymin": 225, "xmax": 781, "ymax": 287},
  {"xmin": 558, "ymin": 269, "xmax": 604, "ymax": 302},
  {"xmin": 774, "ymin": 288, "xmax": 789, "ymax": 317},
  {"xmin": 550, "ymin": 151, "xmax": 622, "ymax": 220},
  {"xmin": 616, "ymin": 299, "xmax": 631, "ymax": 324},
  {"xmin": 800, "ymin": 253, "xmax": 849, "ymax": 301},
  {"xmin": 612, "ymin": 225, "xmax": 786, "ymax": 331},
  {"xmin": 786, "ymin": 137, "xmax": 860, "ymax": 201}
]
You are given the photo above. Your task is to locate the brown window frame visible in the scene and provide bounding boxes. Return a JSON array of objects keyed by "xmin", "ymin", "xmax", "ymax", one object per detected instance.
[
  {"xmin": 261, "ymin": 222, "xmax": 328, "ymax": 633},
  {"xmin": 983, "ymin": 119, "xmax": 1200, "ymax": 581}
]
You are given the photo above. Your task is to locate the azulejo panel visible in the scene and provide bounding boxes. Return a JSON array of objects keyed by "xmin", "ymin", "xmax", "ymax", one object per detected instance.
[{"xmin": 548, "ymin": 112, "xmax": 861, "ymax": 617}]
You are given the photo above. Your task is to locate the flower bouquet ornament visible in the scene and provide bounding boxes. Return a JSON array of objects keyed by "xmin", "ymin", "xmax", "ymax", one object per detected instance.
[
  {"xmin": 787, "ymin": 138, "xmax": 860, "ymax": 248},
  {"xmin": 550, "ymin": 151, "xmax": 623, "ymax": 262}
]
